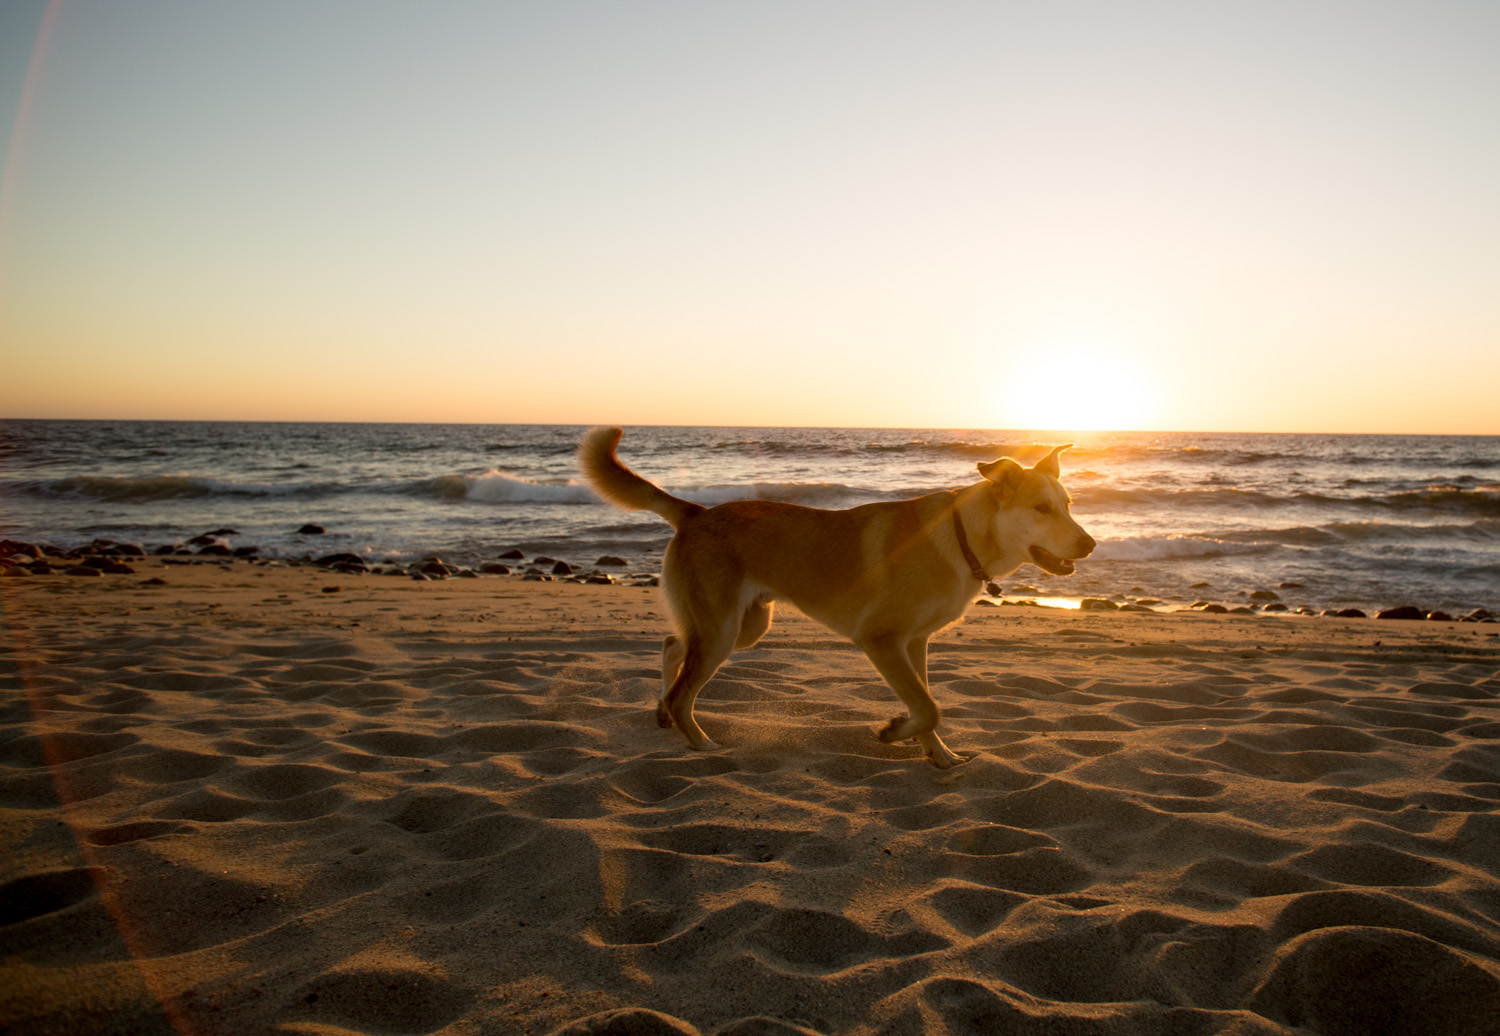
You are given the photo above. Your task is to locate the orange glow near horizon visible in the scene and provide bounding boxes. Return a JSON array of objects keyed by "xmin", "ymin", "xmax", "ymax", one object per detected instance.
[{"xmin": 1001, "ymin": 342, "xmax": 1163, "ymax": 432}]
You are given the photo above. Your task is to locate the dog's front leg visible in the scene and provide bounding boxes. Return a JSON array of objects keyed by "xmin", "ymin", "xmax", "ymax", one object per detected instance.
[
  {"xmin": 901, "ymin": 638, "xmax": 966, "ymax": 768},
  {"xmin": 861, "ymin": 635, "xmax": 966, "ymax": 767},
  {"xmin": 914, "ymin": 728, "xmax": 966, "ymax": 768},
  {"xmin": 862, "ymin": 635, "xmax": 939, "ymax": 740}
]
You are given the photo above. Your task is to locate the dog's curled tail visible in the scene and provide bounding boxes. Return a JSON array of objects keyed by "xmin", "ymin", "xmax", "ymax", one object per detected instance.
[{"xmin": 578, "ymin": 426, "xmax": 704, "ymax": 530}]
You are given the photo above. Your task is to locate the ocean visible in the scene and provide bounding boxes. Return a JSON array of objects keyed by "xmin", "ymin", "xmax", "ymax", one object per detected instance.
[{"xmin": 2, "ymin": 420, "xmax": 1496, "ymax": 616}]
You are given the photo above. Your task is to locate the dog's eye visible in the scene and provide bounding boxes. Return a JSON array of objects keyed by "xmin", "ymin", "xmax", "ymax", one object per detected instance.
[{"xmin": 1034, "ymin": 502, "xmax": 1054, "ymax": 515}]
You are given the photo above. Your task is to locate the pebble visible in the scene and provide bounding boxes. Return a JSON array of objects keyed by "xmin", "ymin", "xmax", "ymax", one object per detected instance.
[
  {"xmin": 1376, "ymin": 606, "xmax": 1425, "ymax": 621},
  {"xmin": 314, "ymin": 553, "xmax": 367, "ymax": 569}
]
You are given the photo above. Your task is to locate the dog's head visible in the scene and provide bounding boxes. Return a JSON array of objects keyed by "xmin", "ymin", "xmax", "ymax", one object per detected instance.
[{"xmin": 976, "ymin": 445, "xmax": 1096, "ymax": 576}]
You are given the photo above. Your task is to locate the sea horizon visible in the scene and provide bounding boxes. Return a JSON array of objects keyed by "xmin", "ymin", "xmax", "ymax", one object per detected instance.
[{"xmin": 5, "ymin": 416, "xmax": 1497, "ymax": 438}]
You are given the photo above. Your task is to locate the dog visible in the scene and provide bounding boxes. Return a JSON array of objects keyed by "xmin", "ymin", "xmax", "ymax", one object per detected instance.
[{"xmin": 578, "ymin": 427, "xmax": 1095, "ymax": 767}]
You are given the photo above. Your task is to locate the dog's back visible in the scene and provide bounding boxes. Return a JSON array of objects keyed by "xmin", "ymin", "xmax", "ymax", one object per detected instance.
[
  {"xmin": 664, "ymin": 494, "xmax": 956, "ymax": 624},
  {"xmin": 581, "ymin": 427, "xmax": 969, "ymax": 633}
]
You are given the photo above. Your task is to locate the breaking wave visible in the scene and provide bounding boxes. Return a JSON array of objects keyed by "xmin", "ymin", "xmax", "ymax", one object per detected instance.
[
  {"xmin": 1093, "ymin": 519, "xmax": 1498, "ymax": 561},
  {"xmin": 1073, "ymin": 485, "xmax": 1499, "ymax": 516},
  {"xmin": 431, "ymin": 472, "xmax": 598, "ymax": 504},
  {"xmin": 425, "ymin": 471, "xmax": 870, "ymax": 508},
  {"xmin": 1091, "ymin": 536, "xmax": 1271, "ymax": 562}
]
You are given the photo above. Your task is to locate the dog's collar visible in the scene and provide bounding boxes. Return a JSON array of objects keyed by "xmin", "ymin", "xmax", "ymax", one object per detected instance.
[{"xmin": 951, "ymin": 506, "xmax": 989, "ymax": 583}]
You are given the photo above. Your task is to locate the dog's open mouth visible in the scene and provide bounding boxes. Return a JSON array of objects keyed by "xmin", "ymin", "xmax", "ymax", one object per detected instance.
[{"xmin": 1029, "ymin": 545, "xmax": 1076, "ymax": 576}]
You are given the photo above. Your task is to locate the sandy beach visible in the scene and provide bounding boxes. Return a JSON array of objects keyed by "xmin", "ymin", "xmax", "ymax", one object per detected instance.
[{"xmin": 3, "ymin": 560, "xmax": 1498, "ymax": 1035}]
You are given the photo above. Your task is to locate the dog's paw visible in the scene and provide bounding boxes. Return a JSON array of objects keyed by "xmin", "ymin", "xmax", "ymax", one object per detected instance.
[
  {"xmin": 656, "ymin": 705, "xmax": 675, "ymax": 729},
  {"xmin": 877, "ymin": 716, "xmax": 911, "ymax": 743},
  {"xmin": 679, "ymin": 729, "xmax": 719, "ymax": 751},
  {"xmin": 927, "ymin": 749, "xmax": 971, "ymax": 769}
]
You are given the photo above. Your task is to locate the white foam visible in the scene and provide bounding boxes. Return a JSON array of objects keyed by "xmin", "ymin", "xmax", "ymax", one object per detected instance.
[
  {"xmin": 462, "ymin": 470, "xmax": 600, "ymax": 504},
  {"xmin": 454, "ymin": 472, "xmax": 862, "ymax": 508},
  {"xmin": 1091, "ymin": 534, "xmax": 1255, "ymax": 561},
  {"xmin": 675, "ymin": 482, "xmax": 861, "ymax": 507}
]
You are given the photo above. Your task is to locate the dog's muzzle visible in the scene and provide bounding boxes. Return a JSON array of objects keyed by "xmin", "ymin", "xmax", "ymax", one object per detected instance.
[{"xmin": 1029, "ymin": 545, "xmax": 1075, "ymax": 575}]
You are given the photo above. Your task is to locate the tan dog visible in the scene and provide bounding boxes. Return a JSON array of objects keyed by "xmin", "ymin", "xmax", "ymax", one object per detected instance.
[{"xmin": 578, "ymin": 427, "xmax": 1096, "ymax": 767}]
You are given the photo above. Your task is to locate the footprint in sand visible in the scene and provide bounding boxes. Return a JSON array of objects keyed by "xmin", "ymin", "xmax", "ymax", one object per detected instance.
[
  {"xmin": 1247, "ymin": 926, "xmax": 1500, "ymax": 1036},
  {"xmin": 925, "ymin": 882, "xmax": 1027, "ymax": 936},
  {"xmin": 594, "ymin": 898, "xmax": 679, "ymax": 946},
  {"xmin": 0, "ymin": 866, "xmax": 107, "ymax": 926},
  {"xmin": 291, "ymin": 965, "xmax": 474, "ymax": 1034},
  {"xmin": 85, "ymin": 820, "xmax": 184, "ymax": 846}
]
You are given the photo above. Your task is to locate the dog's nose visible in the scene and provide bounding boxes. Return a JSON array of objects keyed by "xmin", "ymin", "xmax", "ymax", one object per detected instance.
[{"xmin": 1077, "ymin": 533, "xmax": 1097, "ymax": 557}]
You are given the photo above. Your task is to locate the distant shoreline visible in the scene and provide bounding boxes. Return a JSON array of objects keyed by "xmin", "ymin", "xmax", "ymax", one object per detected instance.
[{"xmin": 4, "ymin": 545, "xmax": 1496, "ymax": 627}]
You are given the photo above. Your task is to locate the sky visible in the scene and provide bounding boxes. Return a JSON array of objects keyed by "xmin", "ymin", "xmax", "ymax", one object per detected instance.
[{"xmin": 1, "ymin": 1, "xmax": 1497, "ymax": 434}]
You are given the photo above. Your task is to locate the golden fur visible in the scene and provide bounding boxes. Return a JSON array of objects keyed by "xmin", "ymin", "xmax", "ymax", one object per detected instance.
[{"xmin": 578, "ymin": 426, "xmax": 1096, "ymax": 767}]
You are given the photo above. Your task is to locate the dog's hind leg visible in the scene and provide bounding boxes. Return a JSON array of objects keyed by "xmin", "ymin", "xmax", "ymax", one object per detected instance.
[
  {"xmin": 661, "ymin": 628, "xmax": 734, "ymax": 750},
  {"xmin": 735, "ymin": 598, "xmax": 774, "ymax": 649},
  {"xmin": 658, "ymin": 634, "xmax": 685, "ymax": 728}
]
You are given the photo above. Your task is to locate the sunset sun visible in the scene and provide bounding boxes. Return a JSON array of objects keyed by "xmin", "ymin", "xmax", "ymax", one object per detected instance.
[{"xmin": 1002, "ymin": 343, "xmax": 1161, "ymax": 432}]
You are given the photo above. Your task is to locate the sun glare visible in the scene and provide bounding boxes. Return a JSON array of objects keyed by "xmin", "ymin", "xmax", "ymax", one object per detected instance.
[{"xmin": 1001, "ymin": 343, "xmax": 1161, "ymax": 431}]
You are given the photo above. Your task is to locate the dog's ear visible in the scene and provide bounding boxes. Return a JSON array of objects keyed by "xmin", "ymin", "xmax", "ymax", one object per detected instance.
[
  {"xmin": 977, "ymin": 456, "xmax": 1025, "ymax": 497},
  {"xmin": 1032, "ymin": 444, "xmax": 1073, "ymax": 479}
]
